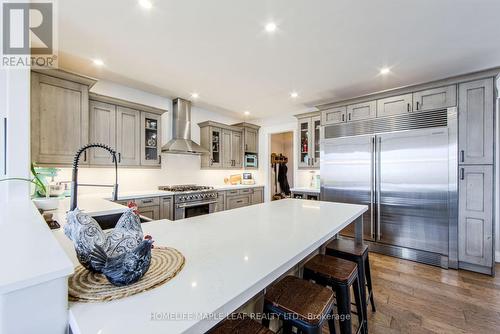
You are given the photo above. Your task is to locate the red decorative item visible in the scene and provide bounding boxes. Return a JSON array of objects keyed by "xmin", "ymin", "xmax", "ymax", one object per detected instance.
[
  {"xmin": 127, "ymin": 201, "xmax": 139, "ymax": 215},
  {"xmin": 144, "ymin": 235, "xmax": 154, "ymax": 248}
]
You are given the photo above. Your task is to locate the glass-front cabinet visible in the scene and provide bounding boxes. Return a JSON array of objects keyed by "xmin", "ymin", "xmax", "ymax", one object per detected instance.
[
  {"xmin": 141, "ymin": 112, "xmax": 161, "ymax": 166},
  {"xmin": 209, "ymin": 127, "xmax": 223, "ymax": 168},
  {"xmin": 297, "ymin": 113, "xmax": 320, "ymax": 169}
]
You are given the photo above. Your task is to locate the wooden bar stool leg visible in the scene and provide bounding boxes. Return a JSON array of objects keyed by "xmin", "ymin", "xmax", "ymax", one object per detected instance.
[
  {"xmin": 355, "ymin": 257, "xmax": 368, "ymax": 334},
  {"xmin": 328, "ymin": 310, "xmax": 337, "ymax": 334},
  {"xmin": 352, "ymin": 277, "xmax": 365, "ymax": 334},
  {"xmin": 364, "ymin": 253, "xmax": 376, "ymax": 312},
  {"xmin": 335, "ymin": 284, "xmax": 352, "ymax": 334}
]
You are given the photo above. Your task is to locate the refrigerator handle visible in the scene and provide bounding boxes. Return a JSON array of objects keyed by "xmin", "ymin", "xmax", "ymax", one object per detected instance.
[
  {"xmin": 376, "ymin": 136, "xmax": 382, "ymax": 240},
  {"xmin": 370, "ymin": 136, "xmax": 375, "ymax": 239}
]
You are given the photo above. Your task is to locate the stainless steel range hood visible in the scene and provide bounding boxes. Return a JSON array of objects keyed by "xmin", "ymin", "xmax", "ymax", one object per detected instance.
[{"xmin": 161, "ymin": 98, "xmax": 209, "ymax": 155}]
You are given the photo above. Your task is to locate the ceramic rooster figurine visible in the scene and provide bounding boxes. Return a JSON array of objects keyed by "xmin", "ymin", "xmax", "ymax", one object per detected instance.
[
  {"xmin": 90, "ymin": 236, "xmax": 154, "ymax": 286},
  {"xmin": 64, "ymin": 203, "xmax": 144, "ymax": 274}
]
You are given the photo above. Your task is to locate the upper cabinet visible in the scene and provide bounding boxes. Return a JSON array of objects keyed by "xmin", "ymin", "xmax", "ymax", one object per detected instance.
[
  {"xmin": 140, "ymin": 112, "xmax": 162, "ymax": 166},
  {"xmin": 31, "ymin": 71, "xmax": 95, "ymax": 165},
  {"xmin": 413, "ymin": 85, "xmax": 456, "ymax": 112},
  {"xmin": 199, "ymin": 121, "xmax": 256, "ymax": 169},
  {"xmin": 458, "ymin": 78, "xmax": 494, "ymax": 165},
  {"xmin": 321, "ymin": 106, "xmax": 346, "ymax": 125},
  {"xmin": 376, "ymin": 93, "xmax": 413, "ymax": 117},
  {"xmin": 347, "ymin": 100, "xmax": 377, "ymax": 121},
  {"xmin": 233, "ymin": 122, "xmax": 260, "ymax": 154},
  {"xmin": 89, "ymin": 100, "xmax": 116, "ymax": 165},
  {"xmin": 31, "ymin": 70, "xmax": 166, "ymax": 168},
  {"xmin": 297, "ymin": 113, "xmax": 320, "ymax": 169}
]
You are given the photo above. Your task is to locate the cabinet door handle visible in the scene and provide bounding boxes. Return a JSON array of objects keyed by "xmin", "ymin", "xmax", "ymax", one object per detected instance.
[
  {"xmin": 348, "ymin": 113, "xmax": 351, "ymax": 121},
  {"xmin": 460, "ymin": 150, "xmax": 465, "ymax": 163},
  {"xmin": 416, "ymin": 101, "xmax": 420, "ymax": 110},
  {"xmin": 118, "ymin": 153, "xmax": 121, "ymax": 163},
  {"xmin": 342, "ymin": 114, "xmax": 345, "ymax": 122},
  {"xmin": 407, "ymin": 103, "xmax": 411, "ymax": 112},
  {"xmin": 460, "ymin": 168, "xmax": 465, "ymax": 180},
  {"xmin": 142, "ymin": 199, "xmax": 153, "ymax": 204},
  {"xmin": 83, "ymin": 150, "xmax": 87, "ymax": 162}
]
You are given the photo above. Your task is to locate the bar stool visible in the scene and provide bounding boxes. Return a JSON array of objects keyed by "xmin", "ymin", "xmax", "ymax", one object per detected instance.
[
  {"xmin": 262, "ymin": 275, "xmax": 336, "ymax": 334},
  {"xmin": 326, "ymin": 239, "xmax": 376, "ymax": 333},
  {"xmin": 303, "ymin": 255, "xmax": 365, "ymax": 334},
  {"xmin": 209, "ymin": 317, "xmax": 275, "ymax": 334}
]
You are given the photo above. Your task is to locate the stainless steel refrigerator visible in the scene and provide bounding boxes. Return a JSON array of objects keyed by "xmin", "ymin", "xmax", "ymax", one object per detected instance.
[{"xmin": 321, "ymin": 108, "xmax": 457, "ymax": 268}]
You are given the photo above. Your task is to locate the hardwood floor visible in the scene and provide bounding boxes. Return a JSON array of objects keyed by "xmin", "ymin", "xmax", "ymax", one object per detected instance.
[
  {"xmin": 367, "ymin": 253, "xmax": 500, "ymax": 334},
  {"xmin": 324, "ymin": 253, "xmax": 500, "ymax": 334}
]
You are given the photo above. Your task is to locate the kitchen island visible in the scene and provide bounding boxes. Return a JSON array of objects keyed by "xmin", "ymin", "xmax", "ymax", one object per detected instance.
[{"xmin": 55, "ymin": 199, "xmax": 367, "ymax": 334}]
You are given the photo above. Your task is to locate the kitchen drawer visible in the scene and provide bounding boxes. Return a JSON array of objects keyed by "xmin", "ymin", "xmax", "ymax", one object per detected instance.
[
  {"xmin": 135, "ymin": 197, "xmax": 159, "ymax": 207},
  {"xmin": 226, "ymin": 188, "xmax": 255, "ymax": 197},
  {"xmin": 226, "ymin": 195, "xmax": 251, "ymax": 210},
  {"xmin": 115, "ymin": 200, "xmax": 131, "ymax": 206}
]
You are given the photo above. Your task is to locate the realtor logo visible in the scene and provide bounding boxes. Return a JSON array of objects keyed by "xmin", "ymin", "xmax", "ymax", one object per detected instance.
[{"xmin": 1, "ymin": 0, "xmax": 58, "ymax": 68}]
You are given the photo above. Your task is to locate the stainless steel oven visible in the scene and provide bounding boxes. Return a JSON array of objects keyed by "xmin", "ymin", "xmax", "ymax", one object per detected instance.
[
  {"xmin": 173, "ymin": 192, "xmax": 218, "ymax": 220},
  {"xmin": 175, "ymin": 199, "xmax": 217, "ymax": 220},
  {"xmin": 244, "ymin": 154, "xmax": 258, "ymax": 168}
]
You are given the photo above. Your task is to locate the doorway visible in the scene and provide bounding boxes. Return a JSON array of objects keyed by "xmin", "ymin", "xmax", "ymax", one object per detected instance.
[{"xmin": 269, "ymin": 131, "xmax": 294, "ymax": 200}]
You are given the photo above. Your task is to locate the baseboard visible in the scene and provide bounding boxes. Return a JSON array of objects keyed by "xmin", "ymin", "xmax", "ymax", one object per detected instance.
[{"xmin": 496, "ymin": 251, "xmax": 500, "ymax": 263}]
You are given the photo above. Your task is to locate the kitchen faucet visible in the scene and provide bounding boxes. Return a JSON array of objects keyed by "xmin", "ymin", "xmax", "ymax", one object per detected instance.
[{"xmin": 70, "ymin": 143, "xmax": 119, "ymax": 211}]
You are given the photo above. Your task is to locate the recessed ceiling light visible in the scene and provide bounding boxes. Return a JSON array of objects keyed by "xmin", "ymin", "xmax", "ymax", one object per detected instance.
[
  {"xmin": 139, "ymin": 0, "xmax": 153, "ymax": 9},
  {"xmin": 92, "ymin": 59, "xmax": 104, "ymax": 66},
  {"xmin": 244, "ymin": 111, "xmax": 250, "ymax": 116},
  {"xmin": 290, "ymin": 91, "xmax": 299, "ymax": 98},
  {"xmin": 380, "ymin": 67, "xmax": 391, "ymax": 75},
  {"xmin": 190, "ymin": 92, "xmax": 199, "ymax": 99},
  {"xmin": 265, "ymin": 22, "xmax": 277, "ymax": 33}
]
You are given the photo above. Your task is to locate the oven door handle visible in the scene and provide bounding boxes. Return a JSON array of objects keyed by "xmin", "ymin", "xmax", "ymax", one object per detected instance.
[{"xmin": 176, "ymin": 200, "xmax": 218, "ymax": 208}]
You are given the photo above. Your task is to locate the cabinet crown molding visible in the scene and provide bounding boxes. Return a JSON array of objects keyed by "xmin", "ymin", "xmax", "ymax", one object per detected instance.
[
  {"xmin": 89, "ymin": 92, "xmax": 167, "ymax": 115},
  {"xmin": 32, "ymin": 68, "xmax": 97, "ymax": 87}
]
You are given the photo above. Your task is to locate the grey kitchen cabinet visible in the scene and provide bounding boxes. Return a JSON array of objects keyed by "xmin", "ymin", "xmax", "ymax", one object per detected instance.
[
  {"xmin": 321, "ymin": 106, "xmax": 346, "ymax": 125},
  {"xmin": 413, "ymin": 85, "xmax": 457, "ymax": 112},
  {"xmin": 141, "ymin": 112, "xmax": 162, "ymax": 166},
  {"xmin": 200, "ymin": 126, "xmax": 223, "ymax": 168},
  {"xmin": 89, "ymin": 100, "xmax": 116, "ymax": 165},
  {"xmin": 376, "ymin": 93, "xmax": 413, "ymax": 117},
  {"xmin": 215, "ymin": 191, "xmax": 226, "ymax": 212},
  {"xmin": 458, "ymin": 78, "xmax": 494, "ymax": 165},
  {"xmin": 231, "ymin": 131, "xmax": 243, "ymax": 168},
  {"xmin": 221, "ymin": 129, "xmax": 243, "ymax": 168},
  {"xmin": 458, "ymin": 165, "xmax": 493, "ymax": 270},
  {"xmin": 297, "ymin": 113, "xmax": 320, "ymax": 169},
  {"xmin": 226, "ymin": 195, "xmax": 251, "ymax": 210},
  {"xmin": 232, "ymin": 122, "xmax": 260, "ymax": 154},
  {"xmin": 346, "ymin": 101, "xmax": 377, "ymax": 121},
  {"xmin": 160, "ymin": 196, "xmax": 174, "ymax": 220},
  {"xmin": 116, "ymin": 106, "xmax": 141, "ymax": 166},
  {"xmin": 31, "ymin": 71, "xmax": 94, "ymax": 166},
  {"xmin": 251, "ymin": 187, "xmax": 264, "ymax": 205},
  {"xmin": 139, "ymin": 205, "xmax": 160, "ymax": 220}
]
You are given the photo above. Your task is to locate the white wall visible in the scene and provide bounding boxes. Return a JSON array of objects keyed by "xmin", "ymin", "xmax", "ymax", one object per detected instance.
[
  {"xmin": 0, "ymin": 68, "xmax": 31, "ymax": 201},
  {"xmin": 53, "ymin": 79, "xmax": 251, "ymax": 192}
]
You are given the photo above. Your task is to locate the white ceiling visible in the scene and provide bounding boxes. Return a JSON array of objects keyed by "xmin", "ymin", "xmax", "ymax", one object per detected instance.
[{"xmin": 58, "ymin": 0, "xmax": 500, "ymax": 120}]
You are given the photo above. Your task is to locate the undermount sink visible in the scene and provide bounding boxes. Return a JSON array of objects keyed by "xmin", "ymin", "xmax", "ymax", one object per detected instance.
[{"xmin": 92, "ymin": 213, "xmax": 151, "ymax": 230}]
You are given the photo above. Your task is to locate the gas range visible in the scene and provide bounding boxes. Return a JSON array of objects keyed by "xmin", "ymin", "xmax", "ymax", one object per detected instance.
[{"xmin": 158, "ymin": 185, "xmax": 218, "ymax": 220}]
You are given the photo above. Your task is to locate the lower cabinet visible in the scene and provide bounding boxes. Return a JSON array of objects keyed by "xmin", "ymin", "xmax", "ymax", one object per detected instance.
[
  {"xmin": 226, "ymin": 195, "xmax": 250, "ymax": 210},
  {"xmin": 160, "ymin": 196, "xmax": 174, "ymax": 220},
  {"xmin": 251, "ymin": 187, "xmax": 264, "ymax": 204},
  {"xmin": 215, "ymin": 191, "xmax": 226, "ymax": 212},
  {"xmin": 139, "ymin": 206, "xmax": 160, "ymax": 220},
  {"xmin": 458, "ymin": 165, "xmax": 493, "ymax": 272},
  {"xmin": 220, "ymin": 187, "xmax": 265, "ymax": 212}
]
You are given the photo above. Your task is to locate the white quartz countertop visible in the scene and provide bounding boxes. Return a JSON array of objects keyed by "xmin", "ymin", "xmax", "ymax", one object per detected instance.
[
  {"xmin": 0, "ymin": 200, "xmax": 73, "ymax": 294},
  {"xmin": 290, "ymin": 187, "xmax": 320, "ymax": 194},
  {"xmin": 213, "ymin": 184, "xmax": 264, "ymax": 191},
  {"xmin": 61, "ymin": 199, "xmax": 367, "ymax": 334}
]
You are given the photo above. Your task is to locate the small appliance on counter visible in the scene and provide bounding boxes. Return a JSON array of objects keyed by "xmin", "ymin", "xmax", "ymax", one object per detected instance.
[
  {"xmin": 244, "ymin": 154, "xmax": 258, "ymax": 168},
  {"xmin": 242, "ymin": 173, "xmax": 255, "ymax": 185}
]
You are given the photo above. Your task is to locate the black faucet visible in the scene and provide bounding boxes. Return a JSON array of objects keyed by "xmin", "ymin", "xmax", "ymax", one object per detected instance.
[{"xmin": 70, "ymin": 143, "xmax": 119, "ymax": 211}]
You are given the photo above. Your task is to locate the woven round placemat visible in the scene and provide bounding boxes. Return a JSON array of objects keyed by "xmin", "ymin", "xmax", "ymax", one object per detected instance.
[{"xmin": 68, "ymin": 247, "xmax": 185, "ymax": 302}]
